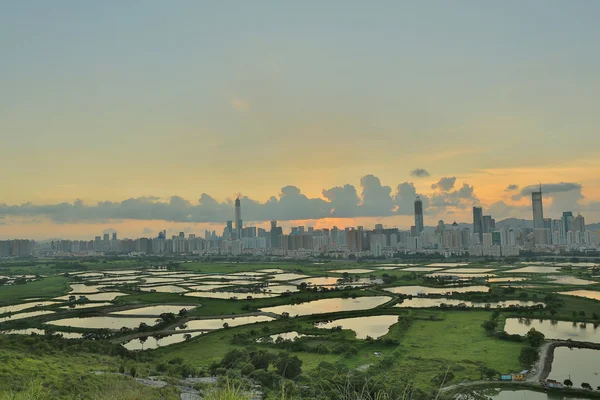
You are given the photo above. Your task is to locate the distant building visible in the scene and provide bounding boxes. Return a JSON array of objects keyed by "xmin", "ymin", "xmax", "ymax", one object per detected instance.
[
  {"xmin": 414, "ymin": 197, "xmax": 424, "ymax": 235},
  {"xmin": 532, "ymin": 186, "xmax": 544, "ymax": 229},
  {"xmin": 473, "ymin": 207, "xmax": 483, "ymax": 243}
]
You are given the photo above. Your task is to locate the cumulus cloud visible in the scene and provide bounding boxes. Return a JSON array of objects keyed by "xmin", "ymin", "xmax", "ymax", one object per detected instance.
[
  {"xmin": 505, "ymin": 184, "xmax": 519, "ymax": 191},
  {"xmin": 0, "ymin": 174, "xmax": 485, "ymax": 224},
  {"xmin": 431, "ymin": 177, "xmax": 456, "ymax": 192},
  {"xmin": 410, "ymin": 168, "xmax": 430, "ymax": 177}
]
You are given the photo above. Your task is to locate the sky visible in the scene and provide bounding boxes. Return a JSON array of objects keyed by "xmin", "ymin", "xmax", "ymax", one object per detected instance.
[{"xmin": 1, "ymin": 1, "xmax": 600, "ymax": 240}]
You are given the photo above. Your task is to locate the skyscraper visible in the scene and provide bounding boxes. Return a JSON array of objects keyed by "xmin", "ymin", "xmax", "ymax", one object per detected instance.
[
  {"xmin": 562, "ymin": 212, "xmax": 574, "ymax": 236},
  {"xmin": 235, "ymin": 197, "xmax": 242, "ymax": 239},
  {"xmin": 532, "ymin": 185, "xmax": 544, "ymax": 229},
  {"xmin": 414, "ymin": 197, "xmax": 424, "ymax": 235},
  {"xmin": 472, "ymin": 206, "xmax": 483, "ymax": 243}
]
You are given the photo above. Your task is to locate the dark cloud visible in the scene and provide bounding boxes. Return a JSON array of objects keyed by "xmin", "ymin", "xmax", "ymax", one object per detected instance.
[
  {"xmin": 505, "ymin": 184, "xmax": 519, "ymax": 191},
  {"xmin": 0, "ymin": 175, "xmax": 486, "ymax": 224},
  {"xmin": 410, "ymin": 168, "xmax": 430, "ymax": 178},
  {"xmin": 513, "ymin": 182, "xmax": 582, "ymax": 200},
  {"xmin": 431, "ymin": 177, "xmax": 456, "ymax": 192}
]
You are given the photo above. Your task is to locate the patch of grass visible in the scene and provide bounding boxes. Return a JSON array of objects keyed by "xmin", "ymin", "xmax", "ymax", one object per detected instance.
[{"xmin": 0, "ymin": 277, "xmax": 70, "ymax": 302}]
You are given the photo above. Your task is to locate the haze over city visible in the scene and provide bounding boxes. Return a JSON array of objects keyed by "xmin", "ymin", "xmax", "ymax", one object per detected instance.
[{"xmin": 2, "ymin": 1, "xmax": 600, "ymax": 240}]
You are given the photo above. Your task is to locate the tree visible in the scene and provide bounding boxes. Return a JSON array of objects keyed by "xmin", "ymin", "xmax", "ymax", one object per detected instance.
[
  {"xmin": 129, "ymin": 367, "xmax": 136, "ymax": 378},
  {"xmin": 582, "ymin": 382, "xmax": 592, "ymax": 390},
  {"xmin": 139, "ymin": 336, "xmax": 148, "ymax": 350},
  {"xmin": 482, "ymin": 320, "xmax": 498, "ymax": 332},
  {"xmin": 275, "ymin": 354, "xmax": 303, "ymax": 379},
  {"xmin": 580, "ymin": 311, "xmax": 586, "ymax": 318},
  {"xmin": 223, "ymin": 322, "xmax": 229, "ymax": 329},
  {"xmin": 563, "ymin": 379, "xmax": 573, "ymax": 387},
  {"xmin": 519, "ymin": 347, "xmax": 539, "ymax": 367},
  {"xmin": 183, "ymin": 333, "xmax": 192, "ymax": 341},
  {"xmin": 178, "ymin": 308, "xmax": 188, "ymax": 317},
  {"xmin": 526, "ymin": 328, "xmax": 545, "ymax": 347}
]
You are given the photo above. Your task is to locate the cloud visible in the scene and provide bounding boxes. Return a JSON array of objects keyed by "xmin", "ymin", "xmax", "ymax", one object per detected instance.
[
  {"xmin": 142, "ymin": 228, "xmax": 154, "ymax": 234},
  {"xmin": 410, "ymin": 168, "xmax": 430, "ymax": 178},
  {"xmin": 0, "ymin": 174, "xmax": 486, "ymax": 224},
  {"xmin": 431, "ymin": 177, "xmax": 456, "ymax": 192},
  {"xmin": 230, "ymin": 96, "xmax": 250, "ymax": 112},
  {"xmin": 512, "ymin": 182, "xmax": 583, "ymax": 200},
  {"xmin": 505, "ymin": 184, "xmax": 519, "ymax": 191}
]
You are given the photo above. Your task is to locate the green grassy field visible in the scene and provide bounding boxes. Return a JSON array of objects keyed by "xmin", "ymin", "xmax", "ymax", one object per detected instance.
[{"xmin": 0, "ymin": 276, "xmax": 70, "ymax": 302}]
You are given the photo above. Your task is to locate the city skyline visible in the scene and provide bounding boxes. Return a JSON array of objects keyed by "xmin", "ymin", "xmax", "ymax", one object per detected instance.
[{"xmin": 2, "ymin": 2, "xmax": 600, "ymax": 239}]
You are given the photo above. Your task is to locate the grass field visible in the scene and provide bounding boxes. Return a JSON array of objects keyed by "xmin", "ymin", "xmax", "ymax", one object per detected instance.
[{"xmin": 0, "ymin": 276, "xmax": 70, "ymax": 302}]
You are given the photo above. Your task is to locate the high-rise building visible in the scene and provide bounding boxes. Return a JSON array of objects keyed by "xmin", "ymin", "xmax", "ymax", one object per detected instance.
[
  {"xmin": 103, "ymin": 233, "xmax": 110, "ymax": 241},
  {"xmin": 562, "ymin": 212, "xmax": 574, "ymax": 236},
  {"xmin": 574, "ymin": 214, "xmax": 586, "ymax": 233},
  {"xmin": 112, "ymin": 233, "xmax": 117, "ymax": 241},
  {"xmin": 482, "ymin": 215, "xmax": 495, "ymax": 233},
  {"xmin": 532, "ymin": 186, "xmax": 544, "ymax": 229},
  {"xmin": 473, "ymin": 207, "xmax": 483, "ymax": 242},
  {"xmin": 414, "ymin": 197, "xmax": 424, "ymax": 235},
  {"xmin": 235, "ymin": 197, "xmax": 242, "ymax": 239}
]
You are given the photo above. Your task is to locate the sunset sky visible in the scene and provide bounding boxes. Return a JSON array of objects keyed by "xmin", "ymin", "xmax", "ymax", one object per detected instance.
[{"xmin": 1, "ymin": 1, "xmax": 599, "ymax": 240}]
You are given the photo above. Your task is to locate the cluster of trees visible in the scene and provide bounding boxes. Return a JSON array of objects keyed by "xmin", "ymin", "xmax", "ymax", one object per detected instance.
[{"xmin": 208, "ymin": 348, "xmax": 303, "ymax": 390}]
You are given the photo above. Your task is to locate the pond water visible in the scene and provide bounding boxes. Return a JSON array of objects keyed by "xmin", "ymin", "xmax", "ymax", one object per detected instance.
[
  {"xmin": 370, "ymin": 266, "xmax": 400, "ymax": 270},
  {"xmin": 548, "ymin": 276, "xmax": 597, "ymax": 285},
  {"xmin": 384, "ymin": 285, "xmax": 490, "ymax": 296},
  {"xmin": 0, "ymin": 301, "xmax": 58, "ymax": 314},
  {"xmin": 72, "ymin": 272, "xmax": 104, "ymax": 278},
  {"xmin": 47, "ymin": 316, "xmax": 158, "ymax": 330},
  {"xmin": 315, "ymin": 315, "xmax": 398, "ymax": 339},
  {"xmin": 141, "ymin": 277, "xmax": 185, "ymax": 284},
  {"xmin": 259, "ymin": 331, "xmax": 311, "ymax": 342},
  {"xmin": 482, "ymin": 389, "xmax": 587, "ymax": 399},
  {"xmin": 229, "ymin": 272, "xmax": 266, "ymax": 277},
  {"xmin": 558, "ymin": 290, "xmax": 600, "ymax": 301},
  {"xmin": 328, "ymin": 269, "xmax": 375, "ymax": 274},
  {"xmin": 259, "ymin": 296, "xmax": 391, "ymax": 316},
  {"xmin": 267, "ymin": 273, "xmax": 310, "ymax": 281},
  {"xmin": 100, "ymin": 270, "xmax": 140, "ymax": 275},
  {"xmin": 176, "ymin": 315, "xmax": 275, "ymax": 330},
  {"xmin": 504, "ymin": 319, "xmax": 600, "ymax": 343},
  {"xmin": 427, "ymin": 263, "xmax": 468, "ymax": 267},
  {"xmin": 69, "ymin": 284, "xmax": 104, "ymax": 293},
  {"xmin": 0, "ymin": 328, "xmax": 83, "ymax": 339},
  {"xmin": 426, "ymin": 272, "xmax": 496, "ymax": 278},
  {"xmin": 263, "ymin": 285, "xmax": 299, "ymax": 294},
  {"xmin": 139, "ymin": 285, "xmax": 187, "ymax": 293},
  {"xmin": 487, "ymin": 277, "xmax": 528, "ymax": 283},
  {"xmin": 257, "ymin": 269, "xmax": 286, "ymax": 274},
  {"xmin": 184, "ymin": 291, "xmax": 278, "ymax": 299},
  {"xmin": 399, "ymin": 267, "xmax": 444, "ymax": 272},
  {"xmin": 437, "ymin": 268, "xmax": 496, "ymax": 274},
  {"xmin": 112, "ymin": 305, "xmax": 196, "ymax": 315},
  {"xmin": 95, "ymin": 276, "xmax": 145, "ymax": 282},
  {"xmin": 509, "ymin": 266, "xmax": 561, "ymax": 273},
  {"xmin": 54, "ymin": 292, "xmax": 127, "ymax": 301},
  {"xmin": 0, "ymin": 310, "xmax": 55, "ymax": 323},
  {"xmin": 187, "ymin": 284, "xmax": 233, "ymax": 291},
  {"xmin": 395, "ymin": 298, "xmax": 544, "ymax": 309},
  {"xmin": 549, "ymin": 347, "xmax": 600, "ymax": 388},
  {"xmin": 291, "ymin": 277, "xmax": 380, "ymax": 287},
  {"xmin": 197, "ymin": 275, "xmax": 259, "ymax": 281},
  {"xmin": 60, "ymin": 302, "xmax": 112, "ymax": 310},
  {"xmin": 122, "ymin": 331, "xmax": 205, "ymax": 350}
]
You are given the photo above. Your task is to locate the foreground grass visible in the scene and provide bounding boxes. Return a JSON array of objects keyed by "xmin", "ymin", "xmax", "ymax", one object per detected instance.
[{"xmin": 0, "ymin": 277, "xmax": 70, "ymax": 302}]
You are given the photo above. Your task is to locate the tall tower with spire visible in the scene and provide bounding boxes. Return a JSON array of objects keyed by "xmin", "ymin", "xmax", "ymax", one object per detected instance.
[
  {"xmin": 414, "ymin": 196, "xmax": 424, "ymax": 235},
  {"xmin": 235, "ymin": 197, "xmax": 242, "ymax": 239},
  {"xmin": 532, "ymin": 184, "xmax": 544, "ymax": 229}
]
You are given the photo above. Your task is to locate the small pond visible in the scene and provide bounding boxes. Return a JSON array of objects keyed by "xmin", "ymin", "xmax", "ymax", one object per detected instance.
[
  {"xmin": 504, "ymin": 318, "xmax": 600, "ymax": 343},
  {"xmin": 176, "ymin": 315, "xmax": 275, "ymax": 330},
  {"xmin": 395, "ymin": 298, "xmax": 544, "ymax": 308},
  {"xmin": 509, "ymin": 266, "xmax": 561, "ymax": 273},
  {"xmin": 184, "ymin": 291, "xmax": 277, "ymax": 299},
  {"xmin": 47, "ymin": 316, "xmax": 158, "ymax": 330},
  {"xmin": 112, "ymin": 305, "xmax": 196, "ymax": 315},
  {"xmin": 1, "ymin": 301, "xmax": 58, "ymax": 315},
  {"xmin": 139, "ymin": 285, "xmax": 187, "ymax": 293},
  {"xmin": 60, "ymin": 302, "xmax": 112, "ymax": 310},
  {"xmin": 54, "ymin": 292, "xmax": 127, "ymax": 301},
  {"xmin": 315, "ymin": 315, "xmax": 399, "ymax": 339},
  {"xmin": 259, "ymin": 296, "xmax": 391, "ymax": 316},
  {"xmin": 122, "ymin": 331, "xmax": 205, "ymax": 350},
  {"xmin": 0, "ymin": 310, "xmax": 55, "ymax": 323},
  {"xmin": 1, "ymin": 328, "xmax": 83, "ymax": 339},
  {"xmin": 385, "ymin": 285, "xmax": 489, "ymax": 296},
  {"xmin": 549, "ymin": 347, "xmax": 600, "ymax": 388},
  {"xmin": 328, "ymin": 269, "xmax": 375, "ymax": 274},
  {"xmin": 557, "ymin": 290, "xmax": 600, "ymax": 301}
]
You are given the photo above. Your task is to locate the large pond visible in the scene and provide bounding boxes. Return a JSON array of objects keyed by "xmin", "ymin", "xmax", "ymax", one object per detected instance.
[
  {"xmin": 395, "ymin": 298, "xmax": 544, "ymax": 309},
  {"xmin": 1, "ymin": 328, "xmax": 83, "ymax": 339},
  {"xmin": 257, "ymin": 269, "xmax": 286, "ymax": 273},
  {"xmin": 437, "ymin": 268, "xmax": 495, "ymax": 274},
  {"xmin": 487, "ymin": 277, "xmax": 528, "ymax": 283},
  {"xmin": 509, "ymin": 266, "xmax": 561, "ymax": 273},
  {"xmin": 427, "ymin": 263, "xmax": 468, "ymax": 267},
  {"xmin": 139, "ymin": 285, "xmax": 187, "ymax": 293},
  {"xmin": 122, "ymin": 331, "xmax": 205, "ymax": 350},
  {"xmin": 259, "ymin": 296, "xmax": 391, "ymax": 316},
  {"xmin": 315, "ymin": 315, "xmax": 398, "ymax": 339},
  {"xmin": 46, "ymin": 316, "xmax": 158, "ymax": 330},
  {"xmin": 548, "ymin": 276, "xmax": 597, "ymax": 285},
  {"xmin": 558, "ymin": 290, "xmax": 600, "ymax": 301},
  {"xmin": 69, "ymin": 284, "xmax": 104, "ymax": 293},
  {"xmin": 262, "ymin": 285, "xmax": 299, "ymax": 294},
  {"xmin": 504, "ymin": 318, "xmax": 600, "ymax": 343},
  {"xmin": 141, "ymin": 277, "xmax": 185, "ymax": 284},
  {"xmin": 0, "ymin": 310, "xmax": 55, "ymax": 323},
  {"xmin": 1, "ymin": 301, "xmax": 58, "ymax": 314},
  {"xmin": 291, "ymin": 277, "xmax": 378, "ymax": 286},
  {"xmin": 328, "ymin": 269, "xmax": 375, "ymax": 274},
  {"xmin": 549, "ymin": 347, "xmax": 600, "ymax": 388},
  {"xmin": 176, "ymin": 315, "xmax": 275, "ymax": 330},
  {"xmin": 267, "ymin": 273, "xmax": 310, "ymax": 281},
  {"xmin": 60, "ymin": 302, "xmax": 112, "ymax": 310},
  {"xmin": 184, "ymin": 291, "xmax": 278, "ymax": 299},
  {"xmin": 399, "ymin": 267, "xmax": 443, "ymax": 272},
  {"xmin": 54, "ymin": 292, "xmax": 127, "ymax": 301},
  {"xmin": 426, "ymin": 273, "xmax": 496, "ymax": 278},
  {"xmin": 385, "ymin": 285, "xmax": 490, "ymax": 296},
  {"xmin": 479, "ymin": 389, "xmax": 588, "ymax": 399},
  {"xmin": 112, "ymin": 305, "xmax": 196, "ymax": 316},
  {"xmin": 186, "ymin": 284, "xmax": 233, "ymax": 291}
]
